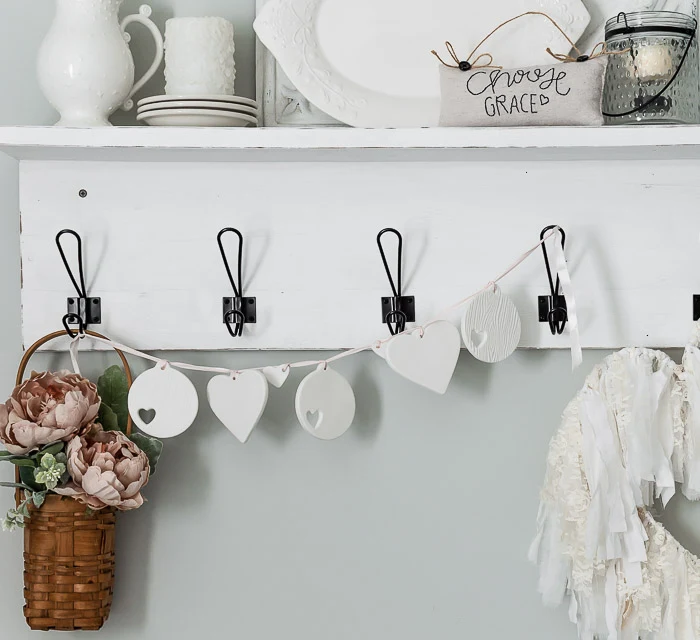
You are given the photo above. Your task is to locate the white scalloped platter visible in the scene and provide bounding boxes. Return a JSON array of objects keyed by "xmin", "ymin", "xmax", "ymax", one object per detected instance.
[{"xmin": 254, "ymin": 0, "xmax": 591, "ymax": 127}]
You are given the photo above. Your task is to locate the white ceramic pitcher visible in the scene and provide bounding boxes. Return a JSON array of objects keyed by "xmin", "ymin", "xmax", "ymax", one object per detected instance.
[{"xmin": 38, "ymin": 1, "xmax": 164, "ymax": 127}]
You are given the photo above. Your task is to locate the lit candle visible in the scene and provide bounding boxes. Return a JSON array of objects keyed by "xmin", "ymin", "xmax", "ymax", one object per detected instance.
[{"xmin": 632, "ymin": 44, "xmax": 674, "ymax": 83}]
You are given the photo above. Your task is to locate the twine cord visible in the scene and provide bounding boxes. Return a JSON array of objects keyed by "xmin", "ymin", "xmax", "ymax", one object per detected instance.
[
  {"xmin": 432, "ymin": 10, "xmax": 629, "ymax": 71},
  {"xmin": 431, "ymin": 41, "xmax": 500, "ymax": 70}
]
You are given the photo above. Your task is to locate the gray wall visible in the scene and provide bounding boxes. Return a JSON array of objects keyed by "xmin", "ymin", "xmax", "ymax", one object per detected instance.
[{"xmin": 0, "ymin": 2, "xmax": 695, "ymax": 638}]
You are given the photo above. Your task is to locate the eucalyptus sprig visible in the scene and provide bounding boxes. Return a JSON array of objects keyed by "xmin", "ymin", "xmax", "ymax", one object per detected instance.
[
  {"xmin": 0, "ymin": 487, "xmax": 46, "ymax": 532},
  {"xmin": 0, "ymin": 442, "xmax": 65, "ymax": 530},
  {"xmin": 0, "ymin": 441, "xmax": 68, "ymax": 492}
]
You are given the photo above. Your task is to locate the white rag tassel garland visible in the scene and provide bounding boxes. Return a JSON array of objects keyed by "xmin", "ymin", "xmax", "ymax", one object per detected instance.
[{"xmin": 531, "ymin": 335, "xmax": 700, "ymax": 640}]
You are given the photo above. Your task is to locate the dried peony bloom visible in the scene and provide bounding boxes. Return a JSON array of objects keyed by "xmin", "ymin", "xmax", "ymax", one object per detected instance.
[
  {"xmin": 55, "ymin": 425, "xmax": 149, "ymax": 511},
  {"xmin": 0, "ymin": 371, "xmax": 100, "ymax": 455}
]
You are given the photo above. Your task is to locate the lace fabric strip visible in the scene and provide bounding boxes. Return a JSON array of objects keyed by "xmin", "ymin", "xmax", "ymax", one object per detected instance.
[{"xmin": 530, "ymin": 337, "xmax": 700, "ymax": 640}]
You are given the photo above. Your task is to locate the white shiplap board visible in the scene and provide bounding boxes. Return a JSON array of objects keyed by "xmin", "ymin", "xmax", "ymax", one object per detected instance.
[{"xmin": 18, "ymin": 156, "xmax": 700, "ymax": 351}]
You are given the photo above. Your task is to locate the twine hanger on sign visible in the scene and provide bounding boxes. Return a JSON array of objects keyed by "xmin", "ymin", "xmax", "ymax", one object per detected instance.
[
  {"xmin": 431, "ymin": 10, "xmax": 628, "ymax": 71},
  {"xmin": 430, "ymin": 41, "xmax": 501, "ymax": 72}
]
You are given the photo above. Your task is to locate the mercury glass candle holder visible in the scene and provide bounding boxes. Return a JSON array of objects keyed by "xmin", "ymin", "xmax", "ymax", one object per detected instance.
[
  {"xmin": 602, "ymin": 11, "xmax": 699, "ymax": 124},
  {"xmin": 164, "ymin": 17, "xmax": 236, "ymax": 96}
]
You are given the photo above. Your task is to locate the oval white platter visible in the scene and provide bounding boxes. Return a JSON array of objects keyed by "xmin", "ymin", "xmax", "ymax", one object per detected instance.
[
  {"xmin": 138, "ymin": 101, "xmax": 259, "ymax": 117},
  {"xmin": 254, "ymin": 0, "xmax": 591, "ymax": 128},
  {"xmin": 137, "ymin": 109, "xmax": 258, "ymax": 127},
  {"xmin": 137, "ymin": 94, "xmax": 258, "ymax": 109}
]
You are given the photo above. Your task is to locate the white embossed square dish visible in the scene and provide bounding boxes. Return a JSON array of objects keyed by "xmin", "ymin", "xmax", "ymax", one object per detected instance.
[{"xmin": 255, "ymin": 0, "xmax": 341, "ymax": 126}]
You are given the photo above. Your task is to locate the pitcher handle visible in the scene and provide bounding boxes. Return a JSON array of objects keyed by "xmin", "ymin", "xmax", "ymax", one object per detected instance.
[{"xmin": 120, "ymin": 5, "xmax": 164, "ymax": 111}]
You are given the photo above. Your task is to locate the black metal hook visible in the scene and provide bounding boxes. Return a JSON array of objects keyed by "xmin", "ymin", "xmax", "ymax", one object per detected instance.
[
  {"xmin": 224, "ymin": 309, "xmax": 247, "ymax": 338},
  {"xmin": 377, "ymin": 228, "xmax": 403, "ymax": 300},
  {"xmin": 56, "ymin": 230, "xmax": 87, "ymax": 299},
  {"xmin": 217, "ymin": 228, "xmax": 243, "ymax": 298},
  {"xmin": 62, "ymin": 313, "xmax": 85, "ymax": 339},
  {"xmin": 377, "ymin": 228, "xmax": 415, "ymax": 336},
  {"xmin": 56, "ymin": 229, "xmax": 101, "ymax": 337},
  {"xmin": 217, "ymin": 228, "xmax": 256, "ymax": 337},
  {"xmin": 538, "ymin": 225, "xmax": 568, "ymax": 335},
  {"xmin": 616, "ymin": 11, "xmax": 630, "ymax": 30}
]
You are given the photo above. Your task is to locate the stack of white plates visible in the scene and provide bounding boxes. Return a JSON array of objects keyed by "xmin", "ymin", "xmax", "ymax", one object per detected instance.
[{"xmin": 137, "ymin": 95, "xmax": 258, "ymax": 127}]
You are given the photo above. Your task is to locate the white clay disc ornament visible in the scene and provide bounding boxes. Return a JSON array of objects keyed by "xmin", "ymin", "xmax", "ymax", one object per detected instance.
[
  {"xmin": 207, "ymin": 370, "xmax": 269, "ymax": 444},
  {"xmin": 461, "ymin": 286, "xmax": 521, "ymax": 363},
  {"xmin": 385, "ymin": 321, "xmax": 461, "ymax": 395},
  {"xmin": 128, "ymin": 362, "xmax": 199, "ymax": 438},
  {"xmin": 295, "ymin": 365, "xmax": 356, "ymax": 440}
]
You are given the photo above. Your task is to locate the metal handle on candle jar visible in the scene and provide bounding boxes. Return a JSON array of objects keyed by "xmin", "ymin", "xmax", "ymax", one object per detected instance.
[{"xmin": 603, "ymin": 14, "xmax": 697, "ymax": 118}]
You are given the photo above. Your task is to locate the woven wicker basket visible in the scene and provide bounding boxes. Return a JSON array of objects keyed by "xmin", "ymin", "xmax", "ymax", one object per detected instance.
[{"xmin": 16, "ymin": 330, "xmax": 132, "ymax": 631}]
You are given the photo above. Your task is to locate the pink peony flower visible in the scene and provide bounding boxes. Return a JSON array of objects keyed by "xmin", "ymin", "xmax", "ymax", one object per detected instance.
[
  {"xmin": 0, "ymin": 371, "xmax": 100, "ymax": 454},
  {"xmin": 55, "ymin": 425, "xmax": 149, "ymax": 511}
]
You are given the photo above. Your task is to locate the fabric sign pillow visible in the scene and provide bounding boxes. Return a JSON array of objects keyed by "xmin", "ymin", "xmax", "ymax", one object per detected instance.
[{"xmin": 438, "ymin": 58, "xmax": 607, "ymax": 127}]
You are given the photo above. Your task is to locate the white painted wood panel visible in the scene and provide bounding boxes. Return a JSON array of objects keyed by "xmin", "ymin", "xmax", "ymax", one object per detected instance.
[{"xmin": 18, "ymin": 157, "xmax": 700, "ymax": 351}]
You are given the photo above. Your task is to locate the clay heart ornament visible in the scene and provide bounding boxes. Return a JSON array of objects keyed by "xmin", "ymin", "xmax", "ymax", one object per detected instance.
[
  {"xmin": 295, "ymin": 365, "xmax": 356, "ymax": 440},
  {"xmin": 461, "ymin": 286, "xmax": 521, "ymax": 363},
  {"xmin": 262, "ymin": 365, "xmax": 291, "ymax": 389},
  {"xmin": 385, "ymin": 321, "xmax": 461, "ymax": 395},
  {"xmin": 128, "ymin": 363, "xmax": 199, "ymax": 438},
  {"xmin": 207, "ymin": 370, "xmax": 269, "ymax": 444}
]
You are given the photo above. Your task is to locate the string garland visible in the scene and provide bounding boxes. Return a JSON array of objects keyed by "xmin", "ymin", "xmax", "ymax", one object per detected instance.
[
  {"xmin": 62, "ymin": 228, "xmax": 580, "ymax": 442},
  {"xmin": 68, "ymin": 227, "xmax": 578, "ymax": 376}
]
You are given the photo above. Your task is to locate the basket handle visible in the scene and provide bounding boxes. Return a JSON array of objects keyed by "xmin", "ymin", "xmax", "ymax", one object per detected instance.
[
  {"xmin": 14, "ymin": 331, "xmax": 133, "ymax": 505},
  {"xmin": 16, "ymin": 330, "xmax": 134, "ymax": 437}
]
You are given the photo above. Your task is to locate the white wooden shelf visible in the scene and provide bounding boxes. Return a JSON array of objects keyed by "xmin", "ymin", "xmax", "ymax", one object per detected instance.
[
  {"xmin": 1, "ymin": 124, "xmax": 700, "ymax": 162},
  {"xmin": 7, "ymin": 123, "xmax": 700, "ymax": 350}
]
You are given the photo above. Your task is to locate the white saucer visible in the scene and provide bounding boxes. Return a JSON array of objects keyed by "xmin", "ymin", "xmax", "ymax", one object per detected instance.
[
  {"xmin": 138, "ymin": 94, "xmax": 257, "ymax": 109},
  {"xmin": 137, "ymin": 109, "xmax": 258, "ymax": 127},
  {"xmin": 138, "ymin": 100, "xmax": 258, "ymax": 117}
]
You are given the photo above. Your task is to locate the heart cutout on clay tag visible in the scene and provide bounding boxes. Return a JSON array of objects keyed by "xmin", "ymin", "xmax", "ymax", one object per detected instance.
[
  {"xmin": 306, "ymin": 410, "xmax": 322, "ymax": 429},
  {"xmin": 207, "ymin": 370, "xmax": 269, "ymax": 444},
  {"xmin": 461, "ymin": 286, "xmax": 521, "ymax": 363},
  {"xmin": 139, "ymin": 409, "xmax": 156, "ymax": 425},
  {"xmin": 471, "ymin": 329, "xmax": 488, "ymax": 350},
  {"xmin": 295, "ymin": 365, "xmax": 356, "ymax": 440},
  {"xmin": 385, "ymin": 321, "xmax": 461, "ymax": 395}
]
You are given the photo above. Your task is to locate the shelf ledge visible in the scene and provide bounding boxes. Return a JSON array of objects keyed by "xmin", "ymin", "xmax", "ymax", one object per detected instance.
[{"xmin": 1, "ymin": 124, "xmax": 699, "ymax": 162}]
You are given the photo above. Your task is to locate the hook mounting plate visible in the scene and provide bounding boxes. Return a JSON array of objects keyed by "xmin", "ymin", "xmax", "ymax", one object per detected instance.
[
  {"xmin": 381, "ymin": 296, "xmax": 415, "ymax": 324},
  {"xmin": 66, "ymin": 297, "xmax": 101, "ymax": 325},
  {"xmin": 694, "ymin": 295, "xmax": 700, "ymax": 321},
  {"xmin": 538, "ymin": 295, "xmax": 567, "ymax": 322},
  {"xmin": 223, "ymin": 297, "xmax": 257, "ymax": 324}
]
